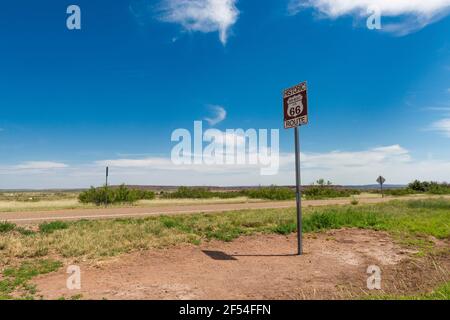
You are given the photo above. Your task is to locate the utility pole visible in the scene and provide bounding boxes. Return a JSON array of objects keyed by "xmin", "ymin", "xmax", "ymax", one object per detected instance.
[{"xmin": 105, "ymin": 166, "xmax": 109, "ymax": 206}]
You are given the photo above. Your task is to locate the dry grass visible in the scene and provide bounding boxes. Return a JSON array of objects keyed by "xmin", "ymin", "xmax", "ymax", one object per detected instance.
[
  {"xmin": 0, "ymin": 199, "xmax": 90, "ymax": 212},
  {"xmin": 0, "ymin": 196, "xmax": 263, "ymax": 213}
]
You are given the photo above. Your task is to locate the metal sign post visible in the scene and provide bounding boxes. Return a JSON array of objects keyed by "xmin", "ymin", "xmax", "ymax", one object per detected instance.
[
  {"xmin": 377, "ymin": 176, "xmax": 385, "ymax": 198},
  {"xmin": 294, "ymin": 126, "xmax": 302, "ymax": 255},
  {"xmin": 283, "ymin": 81, "xmax": 308, "ymax": 256}
]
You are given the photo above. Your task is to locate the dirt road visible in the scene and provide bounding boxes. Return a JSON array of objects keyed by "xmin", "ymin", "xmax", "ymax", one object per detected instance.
[
  {"xmin": 32, "ymin": 229, "xmax": 449, "ymax": 299},
  {"xmin": 1, "ymin": 195, "xmax": 446, "ymax": 225}
]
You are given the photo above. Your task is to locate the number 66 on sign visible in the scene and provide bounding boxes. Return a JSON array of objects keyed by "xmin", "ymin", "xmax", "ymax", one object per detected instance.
[{"xmin": 283, "ymin": 82, "xmax": 308, "ymax": 129}]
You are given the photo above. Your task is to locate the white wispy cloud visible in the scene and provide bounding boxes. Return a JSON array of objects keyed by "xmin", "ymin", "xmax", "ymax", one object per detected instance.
[
  {"xmin": 157, "ymin": 0, "xmax": 240, "ymax": 44},
  {"xmin": 301, "ymin": 145, "xmax": 411, "ymax": 169},
  {"xmin": 12, "ymin": 161, "xmax": 69, "ymax": 170},
  {"xmin": 289, "ymin": 0, "xmax": 450, "ymax": 35},
  {"xmin": 429, "ymin": 118, "xmax": 450, "ymax": 137},
  {"xmin": 96, "ymin": 158, "xmax": 173, "ymax": 169},
  {"xmin": 204, "ymin": 105, "xmax": 227, "ymax": 125}
]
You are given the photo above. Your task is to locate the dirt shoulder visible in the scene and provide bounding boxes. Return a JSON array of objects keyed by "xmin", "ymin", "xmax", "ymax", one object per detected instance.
[
  {"xmin": 32, "ymin": 229, "xmax": 449, "ymax": 300},
  {"xmin": 2, "ymin": 194, "xmax": 449, "ymax": 225}
]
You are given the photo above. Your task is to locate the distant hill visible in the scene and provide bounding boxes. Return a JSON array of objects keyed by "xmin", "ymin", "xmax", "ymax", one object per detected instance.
[{"xmin": 344, "ymin": 184, "xmax": 406, "ymax": 190}]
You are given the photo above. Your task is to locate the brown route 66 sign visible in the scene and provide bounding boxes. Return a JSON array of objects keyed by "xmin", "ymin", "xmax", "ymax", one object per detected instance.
[{"xmin": 283, "ymin": 81, "xmax": 308, "ymax": 129}]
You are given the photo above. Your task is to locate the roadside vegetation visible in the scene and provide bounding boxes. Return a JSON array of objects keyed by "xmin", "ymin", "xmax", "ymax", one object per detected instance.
[
  {"xmin": 162, "ymin": 185, "xmax": 361, "ymax": 201},
  {"xmin": 368, "ymin": 281, "xmax": 450, "ymax": 300},
  {"xmin": 371, "ymin": 180, "xmax": 450, "ymax": 197}
]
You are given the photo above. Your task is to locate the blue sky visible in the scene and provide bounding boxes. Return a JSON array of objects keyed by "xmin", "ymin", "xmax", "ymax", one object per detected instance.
[{"xmin": 0, "ymin": 0, "xmax": 450, "ymax": 188}]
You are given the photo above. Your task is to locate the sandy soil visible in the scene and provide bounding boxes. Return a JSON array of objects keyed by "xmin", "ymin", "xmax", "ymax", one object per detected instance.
[{"xmin": 32, "ymin": 229, "xmax": 449, "ymax": 300}]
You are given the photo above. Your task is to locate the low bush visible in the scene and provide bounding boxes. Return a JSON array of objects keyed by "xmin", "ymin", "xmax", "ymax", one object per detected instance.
[
  {"xmin": 383, "ymin": 188, "xmax": 415, "ymax": 196},
  {"xmin": 39, "ymin": 221, "xmax": 69, "ymax": 234},
  {"xmin": 302, "ymin": 186, "xmax": 360, "ymax": 200},
  {"xmin": 78, "ymin": 184, "xmax": 155, "ymax": 205},
  {"xmin": 408, "ymin": 180, "xmax": 450, "ymax": 194},
  {"xmin": 243, "ymin": 187, "xmax": 295, "ymax": 200},
  {"xmin": 0, "ymin": 222, "xmax": 16, "ymax": 233}
]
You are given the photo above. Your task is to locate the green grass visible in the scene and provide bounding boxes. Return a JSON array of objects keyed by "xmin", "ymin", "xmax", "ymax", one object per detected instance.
[
  {"xmin": 367, "ymin": 281, "xmax": 450, "ymax": 300},
  {"xmin": 302, "ymin": 200, "xmax": 450, "ymax": 239},
  {"xmin": 406, "ymin": 198, "xmax": 450, "ymax": 210},
  {"xmin": 0, "ymin": 259, "xmax": 62, "ymax": 300},
  {"xmin": 0, "ymin": 222, "xmax": 16, "ymax": 233},
  {"xmin": 39, "ymin": 221, "xmax": 69, "ymax": 234}
]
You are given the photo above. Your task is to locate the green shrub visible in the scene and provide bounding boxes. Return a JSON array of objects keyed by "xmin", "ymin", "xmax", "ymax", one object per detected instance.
[
  {"xmin": 39, "ymin": 221, "xmax": 69, "ymax": 234},
  {"xmin": 243, "ymin": 187, "xmax": 295, "ymax": 200},
  {"xmin": 273, "ymin": 222, "xmax": 297, "ymax": 234},
  {"xmin": 302, "ymin": 186, "xmax": 360, "ymax": 200},
  {"xmin": 78, "ymin": 186, "xmax": 113, "ymax": 205},
  {"xmin": 0, "ymin": 222, "xmax": 16, "ymax": 233},
  {"xmin": 78, "ymin": 184, "xmax": 155, "ymax": 205},
  {"xmin": 408, "ymin": 180, "xmax": 428, "ymax": 192},
  {"xmin": 383, "ymin": 188, "xmax": 415, "ymax": 196},
  {"xmin": 408, "ymin": 180, "xmax": 450, "ymax": 194}
]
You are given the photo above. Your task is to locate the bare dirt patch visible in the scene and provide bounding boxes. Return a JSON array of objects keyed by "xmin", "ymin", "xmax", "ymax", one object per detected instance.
[{"xmin": 32, "ymin": 229, "xmax": 449, "ymax": 300}]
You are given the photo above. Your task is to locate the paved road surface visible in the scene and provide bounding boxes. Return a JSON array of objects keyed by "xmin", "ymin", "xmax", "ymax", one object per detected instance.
[{"xmin": 1, "ymin": 195, "xmax": 446, "ymax": 224}]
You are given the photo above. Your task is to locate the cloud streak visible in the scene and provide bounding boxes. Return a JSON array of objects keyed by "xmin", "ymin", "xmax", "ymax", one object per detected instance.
[
  {"xmin": 157, "ymin": 0, "xmax": 239, "ymax": 44},
  {"xmin": 429, "ymin": 118, "xmax": 450, "ymax": 137},
  {"xmin": 12, "ymin": 161, "xmax": 69, "ymax": 170},
  {"xmin": 289, "ymin": 0, "xmax": 450, "ymax": 35},
  {"xmin": 204, "ymin": 105, "xmax": 227, "ymax": 125}
]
